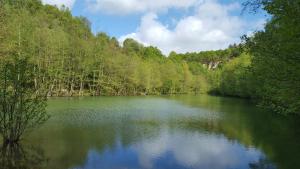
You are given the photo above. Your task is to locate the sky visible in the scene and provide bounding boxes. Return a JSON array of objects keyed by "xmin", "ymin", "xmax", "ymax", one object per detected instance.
[{"xmin": 41, "ymin": 0, "xmax": 268, "ymax": 55}]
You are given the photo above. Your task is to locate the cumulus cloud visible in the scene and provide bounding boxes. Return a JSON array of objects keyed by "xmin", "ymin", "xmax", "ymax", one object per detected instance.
[
  {"xmin": 119, "ymin": 1, "xmax": 253, "ymax": 55},
  {"xmin": 86, "ymin": 0, "xmax": 199, "ymax": 15},
  {"xmin": 42, "ymin": 0, "xmax": 76, "ymax": 9}
]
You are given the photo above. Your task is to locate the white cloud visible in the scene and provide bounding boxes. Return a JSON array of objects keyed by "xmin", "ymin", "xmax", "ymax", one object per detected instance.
[
  {"xmin": 42, "ymin": 0, "xmax": 76, "ymax": 9},
  {"xmin": 119, "ymin": 1, "xmax": 252, "ymax": 55},
  {"xmin": 86, "ymin": 0, "xmax": 199, "ymax": 15}
]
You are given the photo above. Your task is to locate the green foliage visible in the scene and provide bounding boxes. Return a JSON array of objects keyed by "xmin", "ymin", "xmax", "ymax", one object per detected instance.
[
  {"xmin": 243, "ymin": 0, "xmax": 300, "ymax": 114},
  {"xmin": 0, "ymin": 0, "xmax": 208, "ymax": 96},
  {"xmin": 143, "ymin": 46, "xmax": 164, "ymax": 60},
  {"xmin": 123, "ymin": 38, "xmax": 143, "ymax": 55},
  {"xmin": 211, "ymin": 53, "xmax": 254, "ymax": 98},
  {"xmin": 207, "ymin": 0, "xmax": 300, "ymax": 115},
  {"xmin": 2, "ymin": 0, "xmax": 299, "ymax": 115},
  {"xmin": 0, "ymin": 5, "xmax": 7, "ymax": 59},
  {"xmin": 0, "ymin": 57, "xmax": 49, "ymax": 144},
  {"xmin": 170, "ymin": 44, "xmax": 242, "ymax": 67}
]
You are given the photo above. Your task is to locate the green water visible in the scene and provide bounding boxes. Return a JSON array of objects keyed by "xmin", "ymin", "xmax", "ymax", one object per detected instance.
[{"xmin": 3, "ymin": 95, "xmax": 300, "ymax": 169}]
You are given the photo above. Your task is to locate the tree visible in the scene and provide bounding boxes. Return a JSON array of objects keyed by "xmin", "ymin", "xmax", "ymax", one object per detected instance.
[
  {"xmin": 0, "ymin": 4, "xmax": 6, "ymax": 59},
  {"xmin": 143, "ymin": 46, "xmax": 164, "ymax": 60},
  {"xmin": 123, "ymin": 38, "xmax": 143, "ymax": 55},
  {"xmin": 182, "ymin": 62, "xmax": 193, "ymax": 93},
  {"xmin": 244, "ymin": 0, "xmax": 300, "ymax": 114},
  {"xmin": 0, "ymin": 57, "xmax": 49, "ymax": 145},
  {"xmin": 219, "ymin": 53, "xmax": 253, "ymax": 98},
  {"xmin": 4, "ymin": 0, "xmax": 299, "ymax": 115}
]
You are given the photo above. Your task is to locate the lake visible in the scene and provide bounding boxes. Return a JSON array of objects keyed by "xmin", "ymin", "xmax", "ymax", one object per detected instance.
[{"xmin": 4, "ymin": 95, "xmax": 300, "ymax": 169}]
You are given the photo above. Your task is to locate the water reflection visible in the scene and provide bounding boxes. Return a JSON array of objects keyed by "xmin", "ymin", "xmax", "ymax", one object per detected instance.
[
  {"xmin": 0, "ymin": 143, "xmax": 48, "ymax": 169},
  {"xmin": 21, "ymin": 96, "xmax": 300, "ymax": 169},
  {"xmin": 73, "ymin": 129, "xmax": 273, "ymax": 169},
  {"xmin": 249, "ymin": 158, "xmax": 277, "ymax": 169},
  {"xmin": 134, "ymin": 130, "xmax": 267, "ymax": 169}
]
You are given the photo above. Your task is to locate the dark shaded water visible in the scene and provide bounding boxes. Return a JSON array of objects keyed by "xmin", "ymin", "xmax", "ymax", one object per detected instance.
[{"xmin": 1, "ymin": 95, "xmax": 300, "ymax": 169}]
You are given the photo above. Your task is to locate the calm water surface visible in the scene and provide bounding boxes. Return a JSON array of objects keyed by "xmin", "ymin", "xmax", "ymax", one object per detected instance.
[{"xmin": 5, "ymin": 95, "xmax": 300, "ymax": 169}]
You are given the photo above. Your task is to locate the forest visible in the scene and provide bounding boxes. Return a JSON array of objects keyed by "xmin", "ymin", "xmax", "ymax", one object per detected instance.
[{"xmin": 0, "ymin": 0, "xmax": 299, "ymax": 115}]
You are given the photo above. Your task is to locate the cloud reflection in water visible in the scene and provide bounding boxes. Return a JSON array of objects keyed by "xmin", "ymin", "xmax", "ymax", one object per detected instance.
[{"xmin": 73, "ymin": 129, "xmax": 269, "ymax": 169}]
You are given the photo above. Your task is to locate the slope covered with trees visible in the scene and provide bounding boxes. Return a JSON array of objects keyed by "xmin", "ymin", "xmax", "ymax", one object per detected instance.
[
  {"xmin": 207, "ymin": 0, "xmax": 300, "ymax": 115},
  {"xmin": 0, "ymin": 0, "xmax": 299, "ymax": 115},
  {"xmin": 175, "ymin": 0, "xmax": 300, "ymax": 115},
  {"xmin": 0, "ymin": 0, "xmax": 211, "ymax": 96}
]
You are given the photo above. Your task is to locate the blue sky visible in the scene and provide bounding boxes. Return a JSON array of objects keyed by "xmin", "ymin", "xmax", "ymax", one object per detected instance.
[{"xmin": 42, "ymin": 0, "xmax": 268, "ymax": 54}]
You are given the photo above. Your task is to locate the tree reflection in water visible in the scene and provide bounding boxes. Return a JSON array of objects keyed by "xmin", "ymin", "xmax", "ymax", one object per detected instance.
[
  {"xmin": 249, "ymin": 158, "xmax": 277, "ymax": 169},
  {"xmin": 0, "ymin": 143, "xmax": 48, "ymax": 169}
]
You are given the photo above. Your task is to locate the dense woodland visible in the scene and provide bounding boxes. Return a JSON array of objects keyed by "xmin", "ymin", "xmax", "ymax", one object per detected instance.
[{"xmin": 0, "ymin": 0, "xmax": 299, "ymax": 115}]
